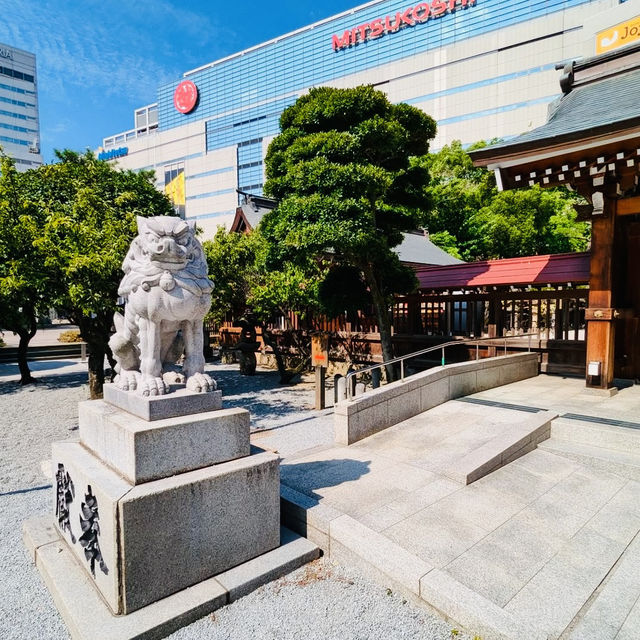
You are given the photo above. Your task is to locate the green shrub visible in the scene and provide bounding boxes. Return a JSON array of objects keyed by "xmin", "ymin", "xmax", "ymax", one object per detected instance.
[{"xmin": 57, "ymin": 329, "xmax": 82, "ymax": 343}]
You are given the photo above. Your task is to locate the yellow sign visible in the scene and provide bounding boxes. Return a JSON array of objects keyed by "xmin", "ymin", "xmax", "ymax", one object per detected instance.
[
  {"xmin": 596, "ymin": 15, "xmax": 640, "ymax": 55},
  {"xmin": 164, "ymin": 171, "xmax": 185, "ymax": 206}
]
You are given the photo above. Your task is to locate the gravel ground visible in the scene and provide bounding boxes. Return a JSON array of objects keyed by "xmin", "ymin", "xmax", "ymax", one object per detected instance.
[{"xmin": 0, "ymin": 361, "xmax": 469, "ymax": 640}]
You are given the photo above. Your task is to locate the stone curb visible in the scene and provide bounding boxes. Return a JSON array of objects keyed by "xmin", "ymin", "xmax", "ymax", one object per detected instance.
[{"xmin": 279, "ymin": 482, "xmax": 545, "ymax": 640}]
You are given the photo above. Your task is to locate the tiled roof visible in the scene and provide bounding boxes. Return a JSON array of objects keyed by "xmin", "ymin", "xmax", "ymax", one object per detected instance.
[{"xmin": 415, "ymin": 252, "xmax": 590, "ymax": 290}]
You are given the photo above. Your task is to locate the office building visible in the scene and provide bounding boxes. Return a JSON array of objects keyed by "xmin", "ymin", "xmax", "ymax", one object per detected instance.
[{"xmin": 0, "ymin": 43, "xmax": 42, "ymax": 170}]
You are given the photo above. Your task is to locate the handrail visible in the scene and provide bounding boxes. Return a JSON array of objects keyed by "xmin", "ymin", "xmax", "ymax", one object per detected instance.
[{"xmin": 345, "ymin": 333, "xmax": 537, "ymax": 400}]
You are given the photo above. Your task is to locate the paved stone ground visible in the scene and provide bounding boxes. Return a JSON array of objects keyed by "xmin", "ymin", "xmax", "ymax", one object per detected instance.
[
  {"xmin": 2, "ymin": 362, "xmax": 471, "ymax": 640},
  {"xmin": 268, "ymin": 376, "xmax": 640, "ymax": 640},
  {"xmin": 4, "ymin": 360, "xmax": 640, "ymax": 639}
]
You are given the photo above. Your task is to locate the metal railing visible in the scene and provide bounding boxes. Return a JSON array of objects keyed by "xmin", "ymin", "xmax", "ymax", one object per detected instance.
[{"xmin": 345, "ymin": 333, "xmax": 537, "ymax": 400}]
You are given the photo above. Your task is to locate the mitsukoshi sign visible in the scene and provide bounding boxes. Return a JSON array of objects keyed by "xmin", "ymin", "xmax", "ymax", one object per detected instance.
[{"xmin": 331, "ymin": 0, "xmax": 476, "ymax": 51}]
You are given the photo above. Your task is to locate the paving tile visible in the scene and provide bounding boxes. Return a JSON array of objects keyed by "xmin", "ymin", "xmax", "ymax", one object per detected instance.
[
  {"xmin": 384, "ymin": 500, "xmax": 491, "ymax": 568},
  {"xmin": 505, "ymin": 527, "xmax": 626, "ymax": 638},
  {"xmin": 471, "ymin": 454, "xmax": 560, "ymax": 503},
  {"xmin": 508, "ymin": 448, "xmax": 582, "ymax": 481},
  {"xmin": 586, "ymin": 481, "xmax": 640, "ymax": 544},
  {"xmin": 444, "ymin": 545, "xmax": 526, "ymax": 607},
  {"xmin": 615, "ymin": 592, "xmax": 640, "ymax": 640},
  {"xmin": 461, "ymin": 510, "xmax": 566, "ymax": 583},
  {"xmin": 384, "ymin": 477, "xmax": 462, "ymax": 518},
  {"xmin": 568, "ymin": 534, "xmax": 640, "ymax": 640}
]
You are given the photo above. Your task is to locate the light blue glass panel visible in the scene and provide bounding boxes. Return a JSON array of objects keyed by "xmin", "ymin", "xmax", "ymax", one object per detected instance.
[{"xmin": 159, "ymin": 0, "xmax": 596, "ymax": 134}]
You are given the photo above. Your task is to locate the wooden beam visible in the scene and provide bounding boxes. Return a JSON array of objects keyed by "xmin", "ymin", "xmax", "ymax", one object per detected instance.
[
  {"xmin": 617, "ymin": 196, "xmax": 640, "ymax": 216},
  {"xmin": 586, "ymin": 196, "xmax": 617, "ymax": 389}
]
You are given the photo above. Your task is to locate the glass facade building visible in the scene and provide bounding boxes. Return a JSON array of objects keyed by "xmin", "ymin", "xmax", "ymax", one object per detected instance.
[
  {"xmin": 0, "ymin": 42, "xmax": 42, "ymax": 171},
  {"xmin": 101, "ymin": 0, "xmax": 634, "ymax": 238}
]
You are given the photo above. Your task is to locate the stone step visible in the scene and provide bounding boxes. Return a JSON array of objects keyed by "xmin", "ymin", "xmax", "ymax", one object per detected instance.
[
  {"xmin": 551, "ymin": 416, "xmax": 640, "ymax": 453},
  {"xmin": 538, "ymin": 438, "xmax": 640, "ymax": 481}
]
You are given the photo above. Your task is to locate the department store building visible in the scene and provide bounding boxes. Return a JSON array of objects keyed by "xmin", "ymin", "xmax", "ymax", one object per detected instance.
[{"xmin": 100, "ymin": 0, "xmax": 638, "ymax": 238}]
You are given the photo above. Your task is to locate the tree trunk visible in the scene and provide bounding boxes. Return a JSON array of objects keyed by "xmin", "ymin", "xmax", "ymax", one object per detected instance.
[
  {"xmin": 260, "ymin": 325, "xmax": 299, "ymax": 384},
  {"xmin": 363, "ymin": 266, "xmax": 396, "ymax": 382},
  {"xmin": 16, "ymin": 309, "xmax": 38, "ymax": 385},
  {"xmin": 17, "ymin": 329, "xmax": 36, "ymax": 385},
  {"xmin": 87, "ymin": 343, "xmax": 105, "ymax": 399}
]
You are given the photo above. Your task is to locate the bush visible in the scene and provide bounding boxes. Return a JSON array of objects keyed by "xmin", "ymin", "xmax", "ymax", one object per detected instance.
[{"xmin": 57, "ymin": 329, "xmax": 82, "ymax": 343}]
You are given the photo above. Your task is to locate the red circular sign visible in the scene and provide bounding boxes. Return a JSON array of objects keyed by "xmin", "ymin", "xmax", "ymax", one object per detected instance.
[{"xmin": 173, "ymin": 80, "xmax": 198, "ymax": 114}]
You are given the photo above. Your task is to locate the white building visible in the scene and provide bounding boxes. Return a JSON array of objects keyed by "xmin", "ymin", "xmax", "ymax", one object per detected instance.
[
  {"xmin": 101, "ymin": 0, "xmax": 639, "ymax": 239},
  {"xmin": 0, "ymin": 43, "xmax": 42, "ymax": 170}
]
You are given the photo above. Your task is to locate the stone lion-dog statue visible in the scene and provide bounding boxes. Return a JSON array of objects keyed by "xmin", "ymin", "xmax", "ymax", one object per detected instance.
[{"xmin": 109, "ymin": 216, "xmax": 215, "ymax": 396}]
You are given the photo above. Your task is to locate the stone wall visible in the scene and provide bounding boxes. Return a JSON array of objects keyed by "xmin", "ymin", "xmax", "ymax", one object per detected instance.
[{"xmin": 334, "ymin": 353, "xmax": 539, "ymax": 445}]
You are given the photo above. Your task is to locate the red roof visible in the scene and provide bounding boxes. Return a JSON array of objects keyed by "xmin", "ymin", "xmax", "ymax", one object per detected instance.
[{"xmin": 415, "ymin": 252, "xmax": 590, "ymax": 290}]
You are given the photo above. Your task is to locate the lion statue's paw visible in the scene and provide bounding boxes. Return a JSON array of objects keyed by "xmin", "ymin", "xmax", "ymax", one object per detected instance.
[
  {"xmin": 116, "ymin": 370, "xmax": 139, "ymax": 392},
  {"xmin": 186, "ymin": 372, "xmax": 217, "ymax": 393},
  {"xmin": 139, "ymin": 376, "xmax": 167, "ymax": 397},
  {"xmin": 162, "ymin": 370, "xmax": 185, "ymax": 385}
]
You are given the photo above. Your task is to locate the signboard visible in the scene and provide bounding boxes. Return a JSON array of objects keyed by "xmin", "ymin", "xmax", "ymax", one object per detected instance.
[
  {"xmin": 98, "ymin": 147, "xmax": 128, "ymax": 161},
  {"xmin": 173, "ymin": 80, "xmax": 199, "ymax": 114},
  {"xmin": 311, "ymin": 333, "xmax": 329, "ymax": 368},
  {"xmin": 331, "ymin": 0, "xmax": 476, "ymax": 51},
  {"xmin": 0, "ymin": 47, "xmax": 13, "ymax": 60},
  {"xmin": 596, "ymin": 15, "xmax": 640, "ymax": 55}
]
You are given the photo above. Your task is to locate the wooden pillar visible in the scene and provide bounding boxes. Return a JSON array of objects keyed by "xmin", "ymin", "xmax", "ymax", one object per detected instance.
[{"xmin": 585, "ymin": 195, "xmax": 616, "ymax": 389}]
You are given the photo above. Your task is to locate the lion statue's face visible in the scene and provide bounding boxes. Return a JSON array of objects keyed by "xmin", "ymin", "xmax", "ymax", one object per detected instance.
[{"xmin": 129, "ymin": 216, "xmax": 206, "ymax": 275}]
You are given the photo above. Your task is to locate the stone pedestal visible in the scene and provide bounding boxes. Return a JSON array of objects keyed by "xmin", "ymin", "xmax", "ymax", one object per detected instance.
[{"xmin": 51, "ymin": 388, "xmax": 281, "ymax": 616}]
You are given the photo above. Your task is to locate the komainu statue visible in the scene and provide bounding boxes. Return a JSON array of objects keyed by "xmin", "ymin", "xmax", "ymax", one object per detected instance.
[{"xmin": 109, "ymin": 216, "xmax": 215, "ymax": 396}]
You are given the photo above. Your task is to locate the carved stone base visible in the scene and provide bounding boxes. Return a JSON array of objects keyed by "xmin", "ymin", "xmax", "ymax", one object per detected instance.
[
  {"xmin": 52, "ymin": 441, "xmax": 280, "ymax": 615},
  {"xmin": 24, "ymin": 517, "xmax": 318, "ymax": 640}
]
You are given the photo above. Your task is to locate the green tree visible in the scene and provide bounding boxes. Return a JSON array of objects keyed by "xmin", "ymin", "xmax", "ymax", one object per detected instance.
[
  {"xmin": 0, "ymin": 156, "xmax": 58, "ymax": 384},
  {"xmin": 262, "ymin": 86, "xmax": 437, "ymax": 369},
  {"xmin": 425, "ymin": 140, "xmax": 589, "ymax": 261},
  {"xmin": 34, "ymin": 150, "xmax": 174, "ymax": 398},
  {"xmin": 204, "ymin": 226, "xmax": 325, "ymax": 382}
]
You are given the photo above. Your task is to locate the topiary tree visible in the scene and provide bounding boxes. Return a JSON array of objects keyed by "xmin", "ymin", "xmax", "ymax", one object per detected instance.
[{"xmin": 262, "ymin": 86, "xmax": 437, "ymax": 370}]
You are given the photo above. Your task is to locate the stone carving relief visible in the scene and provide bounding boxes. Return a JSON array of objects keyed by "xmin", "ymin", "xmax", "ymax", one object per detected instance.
[
  {"xmin": 109, "ymin": 216, "xmax": 216, "ymax": 396},
  {"xmin": 55, "ymin": 463, "xmax": 75, "ymax": 543},
  {"xmin": 79, "ymin": 485, "xmax": 108, "ymax": 577}
]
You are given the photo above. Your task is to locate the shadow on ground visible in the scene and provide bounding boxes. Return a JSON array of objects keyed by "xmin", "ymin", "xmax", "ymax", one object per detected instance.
[
  {"xmin": 0, "ymin": 372, "xmax": 89, "ymax": 395},
  {"xmin": 281, "ymin": 459, "xmax": 371, "ymax": 500}
]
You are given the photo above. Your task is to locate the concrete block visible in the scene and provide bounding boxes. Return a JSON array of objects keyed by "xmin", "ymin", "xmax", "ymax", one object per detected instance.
[
  {"xmin": 419, "ymin": 569, "xmax": 545, "ymax": 640},
  {"xmin": 52, "ymin": 441, "xmax": 132, "ymax": 613},
  {"xmin": 387, "ymin": 389, "xmax": 422, "ymax": 428},
  {"xmin": 475, "ymin": 364, "xmax": 502, "ymax": 392},
  {"xmin": 329, "ymin": 514, "xmax": 433, "ymax": 595},
  {"xmin": 420, "ymin": 378, "xmax": 450, "ymax": 412},
  {"xmin": 79, "ymin": 400, "xmax": 250, "ymax": 484},
  {"xmin": 119, "ymin": 449, "xmax": 280, "ymax": 613},
  {"xmin": 216, "ymin": 527, "xmax": 320, "ymax": 602},
  {"xmin": 448, "ymin": 371, "xmax": 477, "ymax": 399},
  {"xmin": 103, "ymin": 382, "xmax": 222, "ymax": 421},
  {"xmin": 336, "ymin": 402, "xmax": 389, "ymax": 445}
]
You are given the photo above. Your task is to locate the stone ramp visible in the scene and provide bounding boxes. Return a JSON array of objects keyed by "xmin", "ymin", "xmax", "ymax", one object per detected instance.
[{"xmin": 280, "ymin": 397, "xmax": 640, "ymax": 640}]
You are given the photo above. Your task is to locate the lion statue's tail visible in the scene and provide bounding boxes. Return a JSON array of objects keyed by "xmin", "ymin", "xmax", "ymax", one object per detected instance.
[{"xmin": 109, "ymin": 305, "xmax": 140, "ymax": 373}]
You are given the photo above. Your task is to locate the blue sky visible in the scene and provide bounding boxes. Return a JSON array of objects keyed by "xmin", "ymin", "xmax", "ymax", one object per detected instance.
[{"xmin": 1, "ymin": 0, "xmax": 360, "ymax": 163}]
